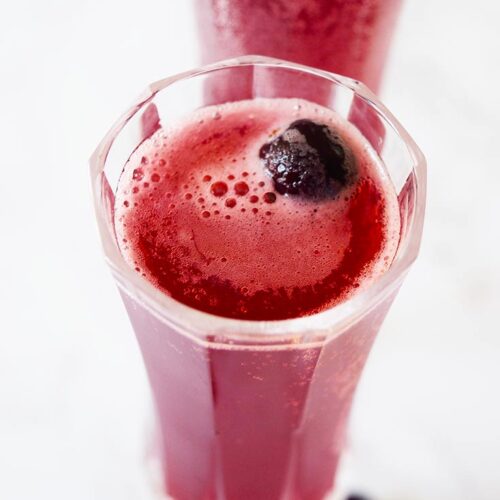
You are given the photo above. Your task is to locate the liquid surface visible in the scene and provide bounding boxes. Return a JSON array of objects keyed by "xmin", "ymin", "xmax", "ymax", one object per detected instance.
[{"xmin": 115, "ymin": 98, "xmax": 400, "ymax": 320}]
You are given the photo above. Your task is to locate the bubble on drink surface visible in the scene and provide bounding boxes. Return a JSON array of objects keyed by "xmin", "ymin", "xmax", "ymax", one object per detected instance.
[
  {"xmin": 263, "ymin": 192, "xmax": 276, "ymax": 204},
  {"xmin": 132, "ymin": 168, "xmax": 144, "ymax": 181},
  {"xmin": 234, "ymin": 181, "xmax": 249, "ymax": 196},
  {"xmin": 211, "ymin": 181, "xmax": 228, "ymax": 197}
]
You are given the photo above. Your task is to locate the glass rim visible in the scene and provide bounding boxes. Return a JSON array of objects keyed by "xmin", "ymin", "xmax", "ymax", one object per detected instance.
[{"xmin": 90, "ymin": 55, "xmax": 426, "ymax": 341}]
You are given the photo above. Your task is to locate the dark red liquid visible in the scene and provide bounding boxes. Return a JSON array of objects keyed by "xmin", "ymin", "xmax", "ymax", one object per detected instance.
[{"xmin": 115, "ymin": 98, "xmax": 400, "ymax": 499}]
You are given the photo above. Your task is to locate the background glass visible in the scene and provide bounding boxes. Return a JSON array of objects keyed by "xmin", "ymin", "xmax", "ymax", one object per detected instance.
[{"xmin": 195, "ymin": 0, "xmax": 403, "ymax": 93}]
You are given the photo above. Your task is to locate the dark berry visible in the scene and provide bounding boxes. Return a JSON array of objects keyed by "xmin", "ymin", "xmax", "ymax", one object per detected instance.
[
  {"xmin": 259, "ymin": 119, "xmax": 355, "ymax": 198},
  {"xmin": 346, "ymin": 494, "xmax": 372, "ymax": 500}
]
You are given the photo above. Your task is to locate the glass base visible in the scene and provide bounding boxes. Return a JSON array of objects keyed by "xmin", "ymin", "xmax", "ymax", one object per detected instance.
[{"xmin": 142, "ymin": 424, "xmax": 471, "ymax": 500}]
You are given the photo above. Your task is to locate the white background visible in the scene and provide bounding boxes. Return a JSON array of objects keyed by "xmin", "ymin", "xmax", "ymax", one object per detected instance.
[{"xmin": 1, "ymin": 1, "xmax": 499, "ymax": 499}]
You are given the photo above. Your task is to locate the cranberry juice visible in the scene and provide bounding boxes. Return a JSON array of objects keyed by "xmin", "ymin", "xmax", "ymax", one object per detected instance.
[
  {"xmin": 195, "ymin": 0, "xmax": 402, "ymax": 93},
  {"xmin": 115, "ymin": 99, "xmax": 400, "ymax": 499}
]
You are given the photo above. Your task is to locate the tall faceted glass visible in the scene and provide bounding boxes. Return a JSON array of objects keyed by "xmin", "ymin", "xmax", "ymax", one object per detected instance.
[{"xmin": 90, "ymin": 57, "xmax": 426, "ymax": 500}]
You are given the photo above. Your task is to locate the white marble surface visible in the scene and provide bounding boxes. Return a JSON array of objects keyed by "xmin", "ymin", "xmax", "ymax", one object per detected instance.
[{"xmin": 0, "ymin": 0, "xmax": 499, "ymax": 498}]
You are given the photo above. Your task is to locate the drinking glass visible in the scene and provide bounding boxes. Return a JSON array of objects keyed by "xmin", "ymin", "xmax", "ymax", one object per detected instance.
[
  {"xmin": 90, "ymin": 56, "xmax": 426, "ymax": 500},
  {"xmin": 194, "ymin": 0, "xmax": 403, "ymax": 93}
]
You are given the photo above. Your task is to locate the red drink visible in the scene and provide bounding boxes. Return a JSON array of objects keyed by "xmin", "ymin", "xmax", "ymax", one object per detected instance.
[
  {"xmin": 114, "ymin": 98, "xmax": 400, "ymax": 499},
  {"xmin": 120, "ymin": 290, "xmax": 393, "ymax": 499},
  {"xmin": 195, "ymin": 0, "xmax": 403, "ymax": 93}
]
